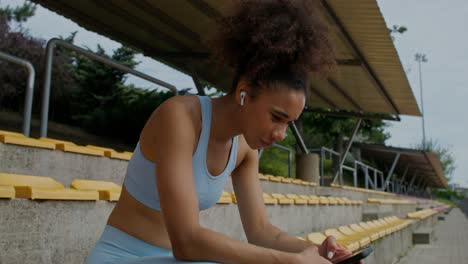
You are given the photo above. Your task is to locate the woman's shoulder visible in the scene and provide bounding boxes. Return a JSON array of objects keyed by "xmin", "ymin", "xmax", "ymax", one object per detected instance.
[{"xmin": 140, "ymin": 95, "xmax": 202, "ymax": 159}]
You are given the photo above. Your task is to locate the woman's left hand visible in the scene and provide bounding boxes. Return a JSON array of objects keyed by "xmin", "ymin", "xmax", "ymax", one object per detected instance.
[{"xmin": 318, "ymin": 236, "xmax": 363, "ymax": 264}]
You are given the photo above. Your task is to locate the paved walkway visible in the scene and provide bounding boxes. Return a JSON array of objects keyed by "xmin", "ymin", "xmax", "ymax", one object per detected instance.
[{"xmin": 396, "ymin": 200, "xmax": 468, "ymax": 264}]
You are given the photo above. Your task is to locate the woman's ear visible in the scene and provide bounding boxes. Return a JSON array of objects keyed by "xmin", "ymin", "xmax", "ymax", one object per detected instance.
[{"xmin": 235, "ymin": 78, "xmax": 250, "ymax": 106}]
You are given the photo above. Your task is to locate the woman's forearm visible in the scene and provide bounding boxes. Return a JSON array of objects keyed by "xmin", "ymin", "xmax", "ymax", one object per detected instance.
[
  {"xmin": 250, "ymin": 224, "xmax": 318, "ymax": 253},
  {"xmin": 175, "ymin": 226, "xmax": 299, "ymax": 264}
]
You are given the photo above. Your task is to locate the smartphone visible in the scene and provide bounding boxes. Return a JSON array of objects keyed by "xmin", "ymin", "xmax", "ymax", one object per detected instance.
[{"xmin": 333, "ymin": 246, "xmax": 374, "ymax": 264}]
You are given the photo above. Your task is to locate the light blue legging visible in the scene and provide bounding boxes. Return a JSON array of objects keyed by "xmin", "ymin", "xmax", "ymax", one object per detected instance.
[{"xmin": 86, "ymin": 225, "xmax": 218, "ymax": 264}]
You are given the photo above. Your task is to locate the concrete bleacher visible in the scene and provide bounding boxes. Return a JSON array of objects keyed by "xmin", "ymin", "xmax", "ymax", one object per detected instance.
[{"xmin": 0, "ymin": 130, "xmax": 449, "ymax": 263}]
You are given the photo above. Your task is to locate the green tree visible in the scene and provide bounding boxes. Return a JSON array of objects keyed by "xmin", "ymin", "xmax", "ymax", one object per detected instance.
[
  {"xmin": 413, "ymin": 139, "xmax": 456, "ymax": 182},
  {"xmin": 299, "ymin": 112, "xmax": 390, "ymax": 150},
  {"xmin": 389, "ymin": 25, "xmax": 407, "ymax": 41},
  {"xmin": 0, "ymin": 1, "xmax": 36, "ymax": 23},
  {"xmin": 259, "ymin": 128, "xmax": 297, "ymax": 177}
]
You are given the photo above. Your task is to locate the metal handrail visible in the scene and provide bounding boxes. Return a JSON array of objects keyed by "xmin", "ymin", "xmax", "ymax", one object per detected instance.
[
  {"xmin": 354, "ymin": 160, "xmax": 383, "ymax": 190},
  {"xmin": 0, "ymin": 51, "xmax": 35, "ymax": 137},
  {"xmin": 311, "ymin": 146, "xmax": 341, "ymax": 186},
  {"xmin": 270, "ymin": 143, "xmax": 293, "ymax": 178},
  {"xmin": 40, "ymin": 38, "xmax": 179, "ymax": 137}
]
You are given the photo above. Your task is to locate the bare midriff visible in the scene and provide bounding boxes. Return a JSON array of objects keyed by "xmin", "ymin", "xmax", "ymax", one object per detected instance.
[{"xmin": 107, "ymin": 186, "xmax": 172, "ymax": 249}]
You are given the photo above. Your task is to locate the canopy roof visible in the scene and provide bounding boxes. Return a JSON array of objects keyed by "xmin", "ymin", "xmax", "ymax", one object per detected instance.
[
  {"xmin": 31, "ymin": 0, "xmax": 421, "ymax": 117},
  {"xmin": 354, "ymin": 143, "xmax": 448, "ymax": 188}
]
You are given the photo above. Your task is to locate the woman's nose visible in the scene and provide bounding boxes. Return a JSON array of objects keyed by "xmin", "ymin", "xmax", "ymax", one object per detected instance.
[{"xmin": 272, "ymin": 126, "xmax": 287, "ymax": 141}]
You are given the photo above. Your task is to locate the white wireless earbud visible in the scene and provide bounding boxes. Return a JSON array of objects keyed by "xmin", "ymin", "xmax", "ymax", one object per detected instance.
[{"xmin": 240, "ymin": 91, "xmax": 247, "ymax": 106}]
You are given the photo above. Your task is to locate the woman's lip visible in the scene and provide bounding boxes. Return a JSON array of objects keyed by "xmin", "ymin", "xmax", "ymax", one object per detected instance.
[{"xmin": 261, "ymin": 139, "xmax": 274, "ymax": 148}]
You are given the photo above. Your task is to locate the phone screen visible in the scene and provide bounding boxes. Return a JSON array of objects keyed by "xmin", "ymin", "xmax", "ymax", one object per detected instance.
[{"xmin": 333, "ymin": 246, "xmax": 374, "ymax": 264}]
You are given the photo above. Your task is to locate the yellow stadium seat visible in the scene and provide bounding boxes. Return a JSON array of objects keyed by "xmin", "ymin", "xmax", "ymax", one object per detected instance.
[
  {"xmin": 267, "ymin": 175, "xmax": 281, "ymax": 182},
  {"xmin": 299, "ymin": 195, "xmax": 318, "ymax": 205},
  {"xmin": 349, "ymin": 223, "xmax": 380, "ymax": 242},
  {"xmin": 258, "ymin": 173, "xmax": 269, "ymax": 180},
  {"xmin": 381, "ymin": 218, "xmax": 399, "ymax": 232},
  {"xmin": 0, "ymin": 185, "xmax": 15, "ymax": 198},
  {"xmin": 280, "ymin": 177, "xmax": 292, "ymax": 183},
  {"xmin": 370, "ymin": 220, "xmax": 392, "ymax": 235},
  {"xmin": 308, "ymin": 181, "xmax": 318, "ymax": 186},
  {"xmin": 327, "ymin": 197, "xmax": 338, "ymax": 205},
  {"xmin": 217, "ymin": 191, "xmax": 233, "ymax": 204},
  {"xmin": 367, "ymin": 198, "xmax": 382, "ymax": 204},
  {"xmin": 330, "ymin": 183, "xmax": 342, "ymax": 188},
  {"xmin": 263, "ymin": 193, "xmax": 278, "ymax": 205},
  {"xmin": 231, "ymin": 192, "xmax": 237, "ymax": 203},
  {"xmin": 340, "ymin": 197, "xmax": 353, "ymax": 205},
  {"xmin": 39, "ymin": 137, "xmax": 105, "ymax": 157},
  {"xmin": 86, "ymin": 145, "xmax": 133, "ymax": 160},
  {"xmin": 0, "ymin": 133, "xmax": 56, "ymax": 150},
  {"xmin": 70, "ymin": 179, "xmax": 122, "ymax": 201},
  {"xmin": 407, "ymin": 209, "xmax": 435, "ymax": 220},
  {"xmin": 318, "ymin": 196, "xmax": 330, "ymax": 205},
  {"xmin": 337, "ymin": 226, "xmax": 371, "ymax": 248},
  {"xmin": 0, "ymin": 173, "xmax": 98, "ymax": 200},
  {"xmin": 307, "ymin": 195, "xmax": 320, "ymax": 205},
  {"xmin": 300, "ymin": 180, "xmax": 310, "ymax": 186},
  {"xmin": 307, "ymin": 232, "xmax": 327, "ymax": 245},
  {"xmin": 360, "ymin": 222, "xmax": 386, "ymax": 238},
  {"xmin": 324, "ymin": 228, "xmax": 360, "ymax": 252},
  {"xmin": 271, "ymin": 193, "xmax": 293, "ymax": 205},
  {"xmin": 292, "ymin": 179, "xmax": 302, "ymax": 185},
  {"xmin": 285, "ymin": 194, "xmax": 307, "ymax": 205},
  {"xmin": 334, "ymin": 197, "xmax": 347, "ymax": 205}
]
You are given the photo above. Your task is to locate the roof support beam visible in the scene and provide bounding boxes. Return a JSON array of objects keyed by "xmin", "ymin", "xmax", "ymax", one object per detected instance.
[
  {"xmin": 186, "ymin": 0, "xmax": 222, "ymax": 19},
  {"xmin": 192, "ymin": 76, "xmax": 206, "ymax": 96},
  {"xmin": 416, "ymin": 176, "xmax": 426, "ymax": 188},
  {"xmin": 332, "ymin": 119, "xmax": 362, "ymax": 184},
  {"xmin": 321, "ymin": 0, "xmax": 401, "ymax": 115},
  {"xmin": 309, "ymin": 86, "xmax": 338, "ymax": 109},
  {"xmin": 303, "ymin": 108, "xmax": 400, "ymax": 121},
  {"xmin": 400, "ymin": 164, "xmax": 410, "ymax": 184},
  {"xmin": 383, "ymin": 152, "xmax": 400, "ymax": 191},
  {"xmin": 327, "ymin": 78, "xmax": 362, "ymax": 111},
  {"xmin": 407, "ymin": 170, "xmax": 419, "ymax": 193}
]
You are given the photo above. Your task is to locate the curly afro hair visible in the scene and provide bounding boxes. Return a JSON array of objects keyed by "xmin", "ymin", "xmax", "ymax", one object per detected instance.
[{"xmin": 210, "ymin": 0, "xmax": 335, "ymax": 95}]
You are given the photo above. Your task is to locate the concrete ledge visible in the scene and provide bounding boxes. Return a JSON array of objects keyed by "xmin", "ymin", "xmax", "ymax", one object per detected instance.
[
  {"xmin": 0, "ymin": 143, "xmax": 127, "ymax": 186},
  {"xmin": 363, "ymin": 203, "xmax": 418, "ymax": 220},
  {"xmin": 1, "ymin": 198, "xmax": 362, "ymax": 263},
  {"xmin": 0, "ymin": 198, "xmax": 440, "ymax": 264}
]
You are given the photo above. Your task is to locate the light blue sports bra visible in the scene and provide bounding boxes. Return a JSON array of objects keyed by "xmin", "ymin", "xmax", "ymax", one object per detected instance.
[{"xmin": 123, "ymin": 96, "xmax": 238, "ymax": 211}]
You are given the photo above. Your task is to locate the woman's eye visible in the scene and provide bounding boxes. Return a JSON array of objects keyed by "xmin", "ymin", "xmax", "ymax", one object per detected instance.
[{"xmin": 271, "ymin": 115, "xmax": 282, "ymax": 122}]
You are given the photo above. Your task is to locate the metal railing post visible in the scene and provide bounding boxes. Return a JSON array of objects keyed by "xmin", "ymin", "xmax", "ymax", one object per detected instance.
[
  {"xmin": 353, "ymin": 164, "xmax": 357, "ymax": 187},
  {"xmin": 320, "ymin": 148, "xmax": 325, "ymax": 185},
  {"xmin": 290, "ymin": 121, "xmax": 308, "ymax": 154},
  {"xmin": 266, "ymin": 143, "xmax": 293, "ymax": 178},
  {"xmin": 40, "ymin": 38, "xmax": 179, "ymax": 137},
  {"xmin": 0, "ymin": 51, "xmax": 35, "ymax": 137}
]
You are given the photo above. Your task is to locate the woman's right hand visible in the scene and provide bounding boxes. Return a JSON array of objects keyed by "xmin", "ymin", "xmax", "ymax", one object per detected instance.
[{"xmin": 296, "ymin": 246, "xmax": 332, "ymax": 264}]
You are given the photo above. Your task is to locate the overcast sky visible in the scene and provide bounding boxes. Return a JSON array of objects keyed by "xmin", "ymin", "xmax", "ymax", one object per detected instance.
[{"xmin": 1, "ymin": 0, "xmax": 466, "ymax": 187}]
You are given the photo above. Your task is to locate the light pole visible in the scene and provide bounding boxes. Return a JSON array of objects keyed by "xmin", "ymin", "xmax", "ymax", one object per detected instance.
[{"xmin": 415, "ymin": 53, "xmax": 428, "ymax": 149}]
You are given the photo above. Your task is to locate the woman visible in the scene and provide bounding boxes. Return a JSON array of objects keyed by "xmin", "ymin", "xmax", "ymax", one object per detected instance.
[{"xmin": 87, "ymin": 0, "xmax": 358, "ymax": 263}]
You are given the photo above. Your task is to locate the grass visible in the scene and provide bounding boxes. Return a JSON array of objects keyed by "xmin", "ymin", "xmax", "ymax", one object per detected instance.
[{"xmin": 435, "ymin": 197, "xmax": 458, "ymax": 208}]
